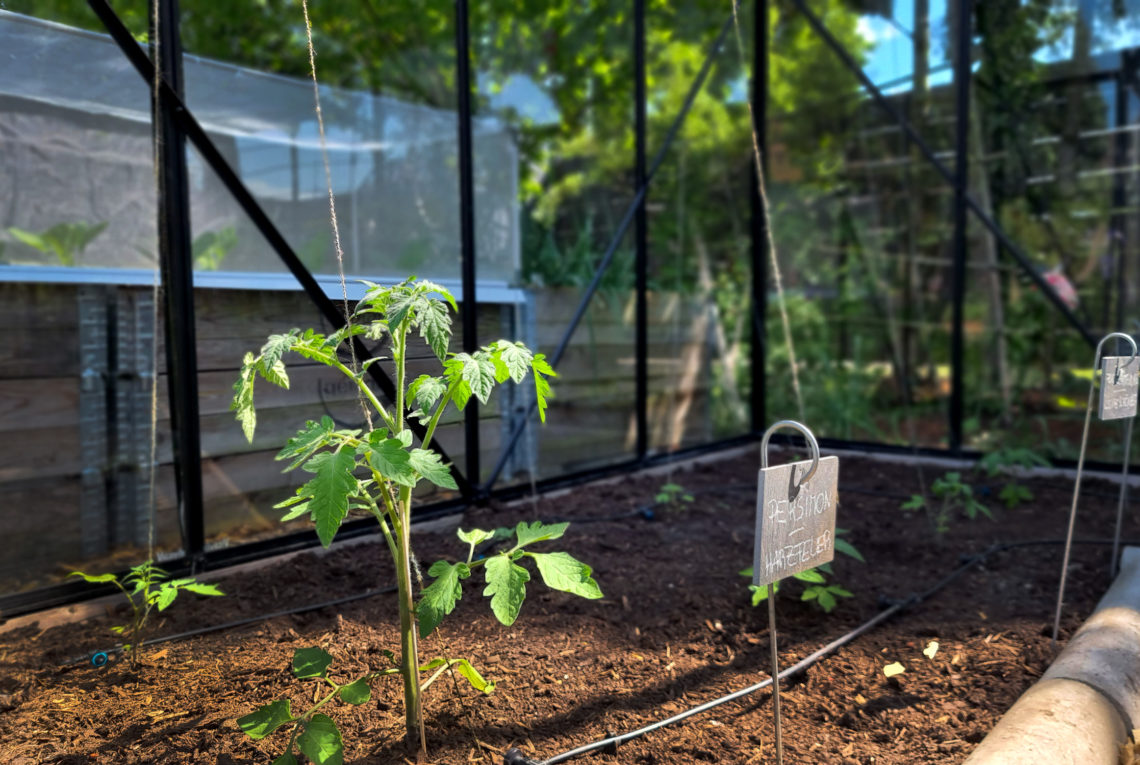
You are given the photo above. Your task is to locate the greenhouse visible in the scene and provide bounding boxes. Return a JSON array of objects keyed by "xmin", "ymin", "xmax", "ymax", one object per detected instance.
[{"xmin": 2, "ymin": 0, "xmax": 1140, "ymax": 763}]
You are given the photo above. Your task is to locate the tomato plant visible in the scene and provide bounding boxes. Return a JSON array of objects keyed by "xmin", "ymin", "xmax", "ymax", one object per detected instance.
[{"xmin": 232, "ymin": 278, "xmax": 601, "ymax": 758}]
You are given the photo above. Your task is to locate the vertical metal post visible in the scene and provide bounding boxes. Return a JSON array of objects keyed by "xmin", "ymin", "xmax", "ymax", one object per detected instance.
[
  {"xmin": 152, "ymin": 0, "xmax": 205, "ymax": 564},
  {"xmin": 750, "ymin": 0, "xmax": 768, "ymax": 435},
  {"xmin": 635, "ymin": 0, "xmax": 649, "ymax": 460},
  {"xmin": 948, "ymin": 0, "xmax": 972, "ymax": 454},
  {"xmin": 1053, "ymin": 332, "xmax": 1135, "ymax": 641},
  {"xmin": 767, "ymin": 583, "xmax": 783, "ymax": 764},
  {"xmin": 455, "ymin": 0, "xmax": 480, "ymax": 491},
  {"xmin": 1111, "ymin": 418, "xmax": 1133, "ymax": 577},
  {"xmin": 1113, "ymin": 67, "xmax": 1128, "ymax": 331}
]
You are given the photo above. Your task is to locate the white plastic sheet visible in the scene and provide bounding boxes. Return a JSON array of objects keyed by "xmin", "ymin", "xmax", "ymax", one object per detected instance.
[{"xmin": 0, "ymin": 11, "xmax": 519, "ymax": 284}]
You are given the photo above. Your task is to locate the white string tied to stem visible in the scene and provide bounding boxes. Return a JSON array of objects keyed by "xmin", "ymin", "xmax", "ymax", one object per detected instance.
[
  {"xmin": 730, "ymin": 0, "xmax": 805, "ymax": 424},
  {"xmin": 300, "ymin": 0, "xmax": 371, "ymax": 430},
  {"xmin": 146, "ymin": 0, "xmax": 163, "ymax": 562}
]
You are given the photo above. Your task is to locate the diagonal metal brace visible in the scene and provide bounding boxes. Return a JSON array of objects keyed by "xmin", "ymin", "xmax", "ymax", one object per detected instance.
[
  {"xmin": 789, "ymin": 0, "xmax": 1097, "ymax": 348},
  {"xmin": 85, "ymin": 0, "xmax": 473, "ymax": 499},
  {"xmin": 481, "ymin": 13, "xmax": 738, "ymax": 494}
]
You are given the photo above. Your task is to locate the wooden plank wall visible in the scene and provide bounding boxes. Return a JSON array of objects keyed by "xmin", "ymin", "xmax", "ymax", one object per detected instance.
[{"xmin": 0, "ymin": 282, "xmax": 714, "ymax": 594}]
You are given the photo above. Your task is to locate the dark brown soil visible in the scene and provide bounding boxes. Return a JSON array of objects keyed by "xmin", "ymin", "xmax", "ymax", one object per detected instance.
[{"xmin": 0, "ymin": 448, "xmax": 1134, "ymax": 764}]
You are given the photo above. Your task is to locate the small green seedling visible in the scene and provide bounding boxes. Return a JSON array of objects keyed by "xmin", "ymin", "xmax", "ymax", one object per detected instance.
[
  {"xmin": 979, "ymin": 447, "xmax": 1049, "ymax": 509},
  {"xmin": 70, "ymin": 562, "xmax": 223, "ymax": 667},
  {"xmin": 6, "ymin": 221, "xmax": 107, "ymax": 266},
  {"xmin": 997, "ymin": 483, "xmax": 1033, "ymax": 508},
  {"xmin": 192, "ymin": 226, "xmax": 238, "ymax": 271},
  {"xmin": 902, "ymin": 471, "xmax": 992, "ymax": 533},
  {"xmin": 741, "ymin": 530, "xmax": 864, "ymax": 613},
  {"xmin": 654, "ymin": 482, "xmax": 694, "ymax": 507},
  {"xmin": 238, "ymin": 646, "xmax": 492, "ymax": 765}
]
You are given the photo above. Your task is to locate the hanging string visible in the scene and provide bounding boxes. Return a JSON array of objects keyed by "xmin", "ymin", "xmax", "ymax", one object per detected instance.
[
  {"xmin": 145, "ymin": 0, "xmax": 164, "ymax": 562},
  {"xmin": 731, "ymin": 1, "xmax": 805, "ymax": 423},
  {"xmin": 300, "ymin": 0, "xmax": 371, "ymax": 430},
  {"xmin": 300, "ymin": 2, "xmax": 430, "ymax": 752}
]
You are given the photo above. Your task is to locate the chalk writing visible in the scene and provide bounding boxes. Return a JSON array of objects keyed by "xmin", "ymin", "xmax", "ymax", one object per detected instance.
[
  {"xmin": 766, "ymin": 490, "xmax": 831, "ymax": 539},
  {"xmin": 752, "ymin": 456, "xmax": 839, "ymax": 588},
  {"xmin": 1099, "ymin": 356, "xmax": 1138, "ymax": 421},
  {"xmin": 763, "ymin": 530, "xmax": 833, "ymax": 577}
]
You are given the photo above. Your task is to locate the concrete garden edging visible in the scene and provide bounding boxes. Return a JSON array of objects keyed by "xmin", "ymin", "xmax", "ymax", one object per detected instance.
[{"xmin": 964, "ymin": 546, "xmax": 1140, "ymax": 764}]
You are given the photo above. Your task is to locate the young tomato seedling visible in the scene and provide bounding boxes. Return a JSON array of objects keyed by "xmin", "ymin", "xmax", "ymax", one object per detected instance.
[
  {"xmin": 654, "ymin": 482, "xmax": 694, "ymax": 509},
  {"xmin": 901, "ymin": 471, "xmax": 992, "ymax": 533},
  {"xmin": 232, "ymin": 277, "xmax": 601, "ymax": 754},
  {"xmin": 70, "ymin": 562, "xmax": 223, "ymax": 668},
  {"xmin": 979, "ymin": 447, "xmax": 1049, "ymax": 508},
  {"xmin": 741, "ymin": 530, "xmax": 865, "ymax": 613}
]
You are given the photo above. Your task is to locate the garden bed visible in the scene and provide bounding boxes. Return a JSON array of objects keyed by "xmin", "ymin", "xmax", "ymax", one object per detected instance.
[{"xmin": 0, "ymin": 447, "xmax": 1132, "ymax": 764}]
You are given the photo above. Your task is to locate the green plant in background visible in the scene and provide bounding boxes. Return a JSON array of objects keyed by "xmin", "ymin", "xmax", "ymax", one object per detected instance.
[
  {"xmin": 979, "ymin": 447, "xmax": 1050, "ymax": 508},
  {"xmin": 654, "ymin": 482, "xmax": 694, "ymax": 508},
  {"xmin": 232, "ymin": 277, "xmax": 600, "ymax": 754},
  {"xmin": 522, "ymin": 219, "xmax": 640, "ymax": 296},
  {"xmin": 238, "ymin": 646, "xmax": 492, "ymax": 765},
  {"xmin": 764, "ymin": 292, "xmax": 901, "ymax": 444},
  {"xmin": 902, "ymin": 472, "xmax": 993, "ymax": 534},
  {"xmin": 4, "ymin": 221, "xmax": 107, "ymax": 266},
  {"xmin": 192, "ymin": 226, "xmax": 238, "ymax": 271},
  {"xmin": 741, "ymin": 530, "xmax": 864, "ymax": 614},
  {"xmin": 69, "ymin": 562, "xmax": 223, "ymax": 668}
]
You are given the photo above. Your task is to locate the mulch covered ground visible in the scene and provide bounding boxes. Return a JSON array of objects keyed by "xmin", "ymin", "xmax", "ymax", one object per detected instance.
[{"xmin": 0, "ymin": 447, "xmax": 1133, "ymax": 764}]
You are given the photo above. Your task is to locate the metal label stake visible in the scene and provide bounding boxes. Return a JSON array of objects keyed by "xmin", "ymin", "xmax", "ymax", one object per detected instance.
[
  {"xmin": 1053, "ymin": 332, "xmax": 1138, "ymax": 644},
  {"xmin": 1102, "ymin": 352, "xmax": 1139, "ymax": 578},
  {"xmin": 754, "ymin": 421, "xmax": 839, "ymax": 765}
]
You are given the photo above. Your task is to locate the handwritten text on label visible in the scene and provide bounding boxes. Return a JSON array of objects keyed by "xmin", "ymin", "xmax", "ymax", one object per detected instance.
[
  {"xmin": 1099, "ymin": 356, "xmax": 1138, "ymax": 421},
  {"xmin": 752, "ymin": 456, "xmax": 839, "ymax": 588}
]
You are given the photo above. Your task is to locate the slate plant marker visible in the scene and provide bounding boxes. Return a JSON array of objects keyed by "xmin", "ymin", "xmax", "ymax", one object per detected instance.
[
  {"xmin": 753, "ymin": 420, "xmax": 839, "ymax": 765},
  {"xmin": 1054, "ymin": 332, "xmax": 1139, "ymax": 645},
  {"xmin": 1099, "ymin": 356, "xmax": 1139, "ymax": 421}
]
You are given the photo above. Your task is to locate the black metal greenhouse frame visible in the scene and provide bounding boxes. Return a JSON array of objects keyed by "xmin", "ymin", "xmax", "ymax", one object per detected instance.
[{"xmin": 0, "ymin": 0, "xmax": 1115, "ymax": 617}]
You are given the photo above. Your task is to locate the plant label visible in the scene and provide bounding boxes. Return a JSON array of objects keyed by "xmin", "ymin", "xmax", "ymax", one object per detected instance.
[
  {"xmin": 1099, "ymin": 356, "xmax": 1138, "ymax": 420},
  {"xmin": 752, "ymin": 456, "xmax": 839, "ymax": 588}
]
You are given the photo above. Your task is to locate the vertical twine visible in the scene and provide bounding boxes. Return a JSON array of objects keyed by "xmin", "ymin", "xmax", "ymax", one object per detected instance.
[
  {"xmin": 300, "ymin": 0, "xmax": 372, "ymax": 430},
  {"xmin": 731, "ymin": 0, "xmax": 805, "ymax": 423},
  {"xmin": 146, "ymin": 0, "xmax": 163, "ymax": 561}
]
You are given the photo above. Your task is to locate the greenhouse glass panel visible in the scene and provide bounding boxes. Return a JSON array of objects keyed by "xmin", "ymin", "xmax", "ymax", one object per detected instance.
[
  {"xmin": 646, "ymin": 2, "xmax": 753, "ymax": 454},
  {"xmin": 471, "ymin": 0, "xmax": 638, "ymax": 487},
  {"xmin": 963, "ymin": 0, "xmax": 1140, "ymax": 467},
  {"xmin": 0, "ymin": 9, "xmax": 181, "ymax": 593}
]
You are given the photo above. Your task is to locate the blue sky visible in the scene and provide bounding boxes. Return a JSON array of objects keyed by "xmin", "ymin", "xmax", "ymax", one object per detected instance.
[
  {"xmin": 858, "ymin": 0, "xmax": 953, "ymax": 93},
  {"xmin": 860, "ymin": 0, "xmax": 1140, "ymax": 94}
]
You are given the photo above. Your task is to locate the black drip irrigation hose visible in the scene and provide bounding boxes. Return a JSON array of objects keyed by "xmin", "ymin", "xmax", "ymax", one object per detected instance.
[{"xmin": 503, "ymin": 537, "xmax": 1140, "ymax": 765}]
